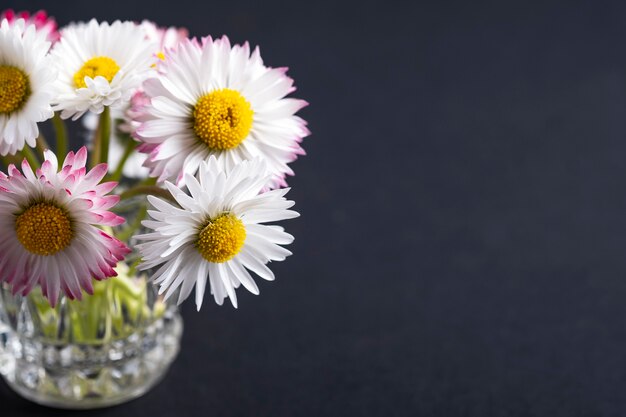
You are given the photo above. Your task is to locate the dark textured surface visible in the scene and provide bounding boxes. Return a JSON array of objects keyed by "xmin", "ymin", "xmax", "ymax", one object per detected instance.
[{"xmin": 4, "ymin": 1, "xmax": 626, "ymax": 416}]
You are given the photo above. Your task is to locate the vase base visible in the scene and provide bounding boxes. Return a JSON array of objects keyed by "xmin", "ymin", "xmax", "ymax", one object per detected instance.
[{"xmin": 0, "ymin": 308, "xmax": 183, "ymax": 409}]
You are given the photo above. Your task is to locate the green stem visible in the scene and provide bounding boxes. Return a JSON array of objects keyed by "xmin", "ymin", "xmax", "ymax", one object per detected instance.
[
  {"xmin": 127, "ymin": 256, "xmax": 143, "ymax": 278},
  {"xmin": 100, "ymin": 107, "xmax": 111, "ymax": 166},
  {"xmin": 119, "ymin": 184, "xmax": 175, "ymax": 203},
  {"xmin": 117, "ymin": 204, "xmax": 148, "ymax": 242},
  {"xmin": 91, "ymin": 107, "xmax": 110, "ymax": 168},
  {"xmin": 36, "ymin": 133, "xmax": 50, "ymax": 157},
  {"xmin": 30, "ymin": 272, "xmax": 158, "ymax": 344},
  {"xmin": 91, "ymin": 118, "xmax": 101, "ymax": 164},
  {"xmin": 19, "ymin": 146, "xmax": 40, "ymax": 169},
  {"xmin": 1, "ymin": 154, "xmax": 19, "ymax": 169},
  {"xmin": 52, "ymin": 112, "xmax": 68, "ymax": 157},
  {"xmin": 109, "ymin": 135, "xmax": 137, "ymax": 182}
]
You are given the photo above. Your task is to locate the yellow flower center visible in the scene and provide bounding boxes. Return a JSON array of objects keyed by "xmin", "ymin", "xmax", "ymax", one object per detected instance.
[
  {"xmin": 15, "ymin": 203, "xmax": 73, "ymax": 256},
  {"xmin": 73, "ymin": 56, "xmax": 120, "ymax": 89},
  {"xmin": 0, "ymin": 65, "xmax": 30, "ymax": 114},
  {"xmin": 151, "ymin": 52, "xmax": 166, "ymax": 69},
  {"xmin": 196, "ymin": 213, "xmax": 246, "ymax": 263},
  {"xmin": 192, "ymin": 89, "xmax": 253, "ymax": 150}
]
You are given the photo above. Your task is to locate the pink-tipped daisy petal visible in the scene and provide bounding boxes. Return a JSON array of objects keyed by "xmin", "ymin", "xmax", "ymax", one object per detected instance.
[{"xmin": 0, "ymin": 147, "xmax": 130, "ymax": 305}]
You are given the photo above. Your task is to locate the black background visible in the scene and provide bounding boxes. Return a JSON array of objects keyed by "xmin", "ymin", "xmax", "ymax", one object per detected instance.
[{"xmin": 3, "ymin": 1, "xmax": 626, "ymax": 416}]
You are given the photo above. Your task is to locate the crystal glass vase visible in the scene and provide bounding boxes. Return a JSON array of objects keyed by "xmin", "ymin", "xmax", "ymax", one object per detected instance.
[{"xmin": 0, "ymin": 267, "xmax": 183, "ymax": 409}]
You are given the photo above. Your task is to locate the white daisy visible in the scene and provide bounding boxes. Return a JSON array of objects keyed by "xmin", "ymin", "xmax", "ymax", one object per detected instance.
[
  {"xmin": 138, "ymin": 20, "xmax": 188, "ymax": 58},
  {"xmin": 50, "ymin": 19, "xmax": 156, "ymax": 121},
  {"xmin": 0, "ymin": 9, "xmax": 60, "ymax": 43},
  {"xmin": 136, "ymin": 157, "xmax": 299, "ymax": 310},
  {"xmin": 0, "ymin": 147, "xmax": 130, "ymax": 306},
  {"xmin": 0, "ymin": 18, "xmax": 55, "ymax": 155},
  {"xmin": 134, "ymin": 35, "xmax": 310, "ymax": 189}
]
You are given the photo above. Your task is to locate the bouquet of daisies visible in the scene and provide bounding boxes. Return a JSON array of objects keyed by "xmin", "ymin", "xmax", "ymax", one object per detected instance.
[{"xmin": 0, "ymin": 10, "xmax": 309, "ymax": 310}]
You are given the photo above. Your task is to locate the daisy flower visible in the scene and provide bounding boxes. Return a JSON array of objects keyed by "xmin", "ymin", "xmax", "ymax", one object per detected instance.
[
  {"xmin": 50, "ymin": 19, "xmax": 156, "ymax": 120},
  {"xmin": 138, "ymin": 20, "xmax": 188, "ymax": 60},
  {"xmin": 134, "ymin": 36, "xmax": 310, "ymax": 189},
  {"xmin": 0, "ymin": 147, "xmax": 130, "ymax": 305},
  {"xmin": 136, "ymin": 157, "xmax": 299, "ymax": 310},
  {"xmin": 0, "ymin": 9, "xmax": 59, "ymax": 42},
  {"xmin": 0, "ymin": 18, "xmax": 55, "ymax": 156},
  {"xmin": 79, "ymin": 18, "xmax": 188, "ymax": 179}
]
